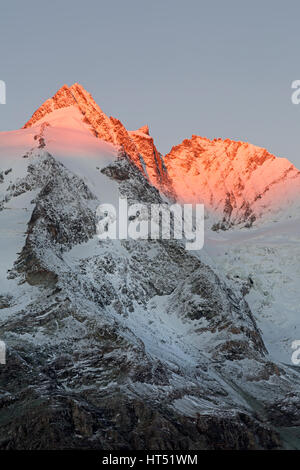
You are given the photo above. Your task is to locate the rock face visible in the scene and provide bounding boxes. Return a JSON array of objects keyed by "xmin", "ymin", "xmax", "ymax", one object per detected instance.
[
  {"xmin": 129, "ymin": 127, "xmax": 171, "ymax": 192},
  {"xmin": 0, "ymin": 85, "xmax": 300, "ymax": 449},
  {"xmin": 24, "ymin": 83, "xmax": 170, "ymax": 191},
  {"xmin": 163, "ymin": 136, "xmax": 300, "ymax": 228}
]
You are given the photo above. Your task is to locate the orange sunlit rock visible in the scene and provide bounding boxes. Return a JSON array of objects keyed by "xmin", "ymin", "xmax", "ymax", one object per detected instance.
[
  {"xmin": 23, "ymin": 83, "xmax": 167, "ymax": 186},
  {"xmin": 23, "ymin": 84, "xmax": 300, "ymax": 227},
  {"xmin": 163, "ymin": 135, "xmax": 300, "ymax": 226}
]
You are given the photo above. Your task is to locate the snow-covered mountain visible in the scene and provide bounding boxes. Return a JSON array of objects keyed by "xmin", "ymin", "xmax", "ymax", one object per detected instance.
[
  {"xmin": 23, "ymin": 83, "xmax": 171, "ymax": 193},
  {"xmin": 23, "ymin": 83, "xmax": 300, "ymax": 229},
  {"xmin": 163, "ymin": 135, "xmax": 300, "ymax": 229},
  {"xmin": 0, "ymin": 84, "xmax": 300, "ymax": 449}
]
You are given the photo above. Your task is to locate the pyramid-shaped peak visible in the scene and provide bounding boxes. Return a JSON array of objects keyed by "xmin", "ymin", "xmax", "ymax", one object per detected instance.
[
  {"xmin": 22, "ymin": 83, "xmax": 166, "ymax": 190},
  {"xmin": 23, "ymin": 84, "xmax": 76, "ymax": 128},
  {"xmin": 23, "ymin": 83, "xmax": 102, "ymax": 129}
]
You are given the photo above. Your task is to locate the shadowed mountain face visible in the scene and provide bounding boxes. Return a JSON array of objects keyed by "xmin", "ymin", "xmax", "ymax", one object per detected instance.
[{"xmin": 0, "ymin": 85, "xmax": 299, "ymax": 449}]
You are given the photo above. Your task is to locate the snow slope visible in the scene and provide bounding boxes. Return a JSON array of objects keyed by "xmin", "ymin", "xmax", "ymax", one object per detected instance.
[
  {"xmin": 205, "ymin": 217, "xmax": 300, "ymax": 364},
  {"xmin": 0, "ymin": 115, "xmax": 119, "ymax": 295}
]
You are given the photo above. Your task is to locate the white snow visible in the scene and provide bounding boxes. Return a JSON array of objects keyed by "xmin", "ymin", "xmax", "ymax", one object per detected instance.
[
  {"xmin": 204, "ymin": 217, "xmax": 300, "ymax": 364},
  {"xmin": 0, "ymin": 116, "xmax": 121, "ymax": 300}
]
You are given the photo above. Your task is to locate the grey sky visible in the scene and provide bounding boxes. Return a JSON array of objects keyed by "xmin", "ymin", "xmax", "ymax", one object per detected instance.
[{"xmin": 1, "ymin": 0, "xmax": 300, "ymax": 167}]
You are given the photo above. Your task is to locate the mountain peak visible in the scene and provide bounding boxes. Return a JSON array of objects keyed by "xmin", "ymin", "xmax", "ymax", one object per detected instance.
[
  {"xmin": 23, "ymin": 84, "xmax": 77, "ymax": 129},
  {"xmin": 163, "ymin": 134, "xmax": 300, "ymax": 227},
  {"xmin": 23, "ymin": 83, "xmax": 110, "ymax": 134},
  {"xmin": 22, "ymin": 83, "xmax": 300, "ymax": 228},
  {"xmin": 23, "ymin": 83, "xmax": 168, "ymax": 189}
]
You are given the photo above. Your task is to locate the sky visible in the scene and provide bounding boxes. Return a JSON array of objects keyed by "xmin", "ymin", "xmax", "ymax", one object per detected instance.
[{"xmin": 1, "ymin": 0, "xmax": 300, "ymax": 166}]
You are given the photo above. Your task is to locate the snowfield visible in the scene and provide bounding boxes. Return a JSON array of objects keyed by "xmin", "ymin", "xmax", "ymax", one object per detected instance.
[{"xmin": 205, "ymin": 217, "xmax": 300, "ymax": 364}]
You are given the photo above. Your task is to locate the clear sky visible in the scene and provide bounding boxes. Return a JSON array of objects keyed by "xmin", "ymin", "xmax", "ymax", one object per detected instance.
[{"xmin": 1, "ymin": 0, "xmax": 300, "ymax": 167}]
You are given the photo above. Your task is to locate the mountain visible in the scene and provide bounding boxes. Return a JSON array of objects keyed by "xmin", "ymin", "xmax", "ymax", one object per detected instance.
[
  {"xmin": 0, "ymin": 84, "xmax": 300, "ymax": 449},
  {"xmin": 24, "ymin": 84, "xmax": 300, "ymax": 229},
  {"xmin": 161, "ymin": 134, "xmax": 300, "ymax": 368},
  {"xmin": 23, "ymin": 83, "xmax": 171, "ymax": 193},
  {"xmin": 163, "ymin": 135, "xmax": 300, "ymax": 229}
]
